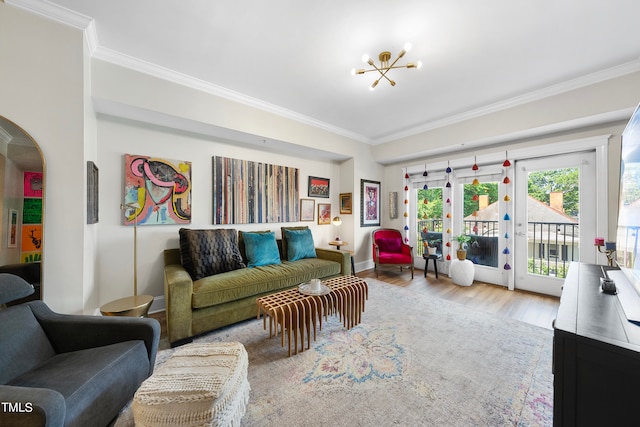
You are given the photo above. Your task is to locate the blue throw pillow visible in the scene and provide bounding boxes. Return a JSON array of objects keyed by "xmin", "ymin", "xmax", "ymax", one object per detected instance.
[
  {"xmin": 284, "ymin": 228, "xmax": 317, "ymax": 261},
  {"xmin": 242, "ymin": 232, "xmax": 281, "ymax": 267}
]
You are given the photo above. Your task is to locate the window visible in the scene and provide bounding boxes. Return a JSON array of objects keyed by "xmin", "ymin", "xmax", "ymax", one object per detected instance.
[{"xmin": 417, "ymin": 187, "xmax": 443, "ymax": 256}]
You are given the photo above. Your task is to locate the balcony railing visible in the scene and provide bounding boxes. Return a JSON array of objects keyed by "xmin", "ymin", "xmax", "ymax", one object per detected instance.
[{"xmin": 417, "ymin": 219, "xmax": 580, "ymax": 278}]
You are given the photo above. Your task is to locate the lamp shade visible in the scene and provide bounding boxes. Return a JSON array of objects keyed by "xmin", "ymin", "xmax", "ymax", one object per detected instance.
[{"xmin": 332, "ymin": 216, "xmax": 342, "ymax": 226}]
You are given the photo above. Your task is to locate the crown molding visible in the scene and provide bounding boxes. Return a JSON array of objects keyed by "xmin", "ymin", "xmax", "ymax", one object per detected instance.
[
  {"xmin": 7, "ymin": 0, "xmax": 99, "ymax": 55},
  {"xmin": 9, "ymin": 0, "xmax": 640, "ymax": 148},
  {"xmin": 6, "ymin": 0, "xmax": 90, "ymax": 29},
  {"xmin": 374, "ymin": 58, "xmax": 640, "ymax": 145},
  {"xmin": 92, "ymin": 46, "xmax": 370, "ymax": 144},
  {"xmin": 377, "ymin": 108, "xmax": 632, "ymax": 165},
  {"xmin": 6, "ymin": 1, "xmax": 368, "ymax": 142}
]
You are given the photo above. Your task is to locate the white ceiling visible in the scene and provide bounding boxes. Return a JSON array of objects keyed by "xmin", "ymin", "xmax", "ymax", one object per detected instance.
[{"xmin": 12, "ymin": 0, "xmax": 640, "ymax": 146}]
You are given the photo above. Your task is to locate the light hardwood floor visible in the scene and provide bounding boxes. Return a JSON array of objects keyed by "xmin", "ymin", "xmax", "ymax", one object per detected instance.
[
  {"xmin": 150, "ymin": 266, "xmax": 560, "ymax": 340},
  {"xmin": 358, "ymin": 266, "xmax": 560, "ymax": 330}
]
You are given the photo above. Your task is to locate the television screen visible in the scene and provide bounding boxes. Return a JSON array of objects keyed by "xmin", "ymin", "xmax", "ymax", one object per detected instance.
[{"xmin": 616, "ymin": 102, "xmax": 640, "ymax": 291}]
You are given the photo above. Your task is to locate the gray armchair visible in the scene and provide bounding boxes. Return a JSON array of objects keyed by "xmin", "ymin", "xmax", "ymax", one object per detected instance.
[{"xmin": 0, "ymin": 274, "xmax": 160, "ymax": 427}]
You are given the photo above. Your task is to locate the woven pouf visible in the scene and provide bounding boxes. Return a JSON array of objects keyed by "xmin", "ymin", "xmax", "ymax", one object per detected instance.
[{"xmin": 132, "ymin": 342, "xmax": 250, "ymax": 427}]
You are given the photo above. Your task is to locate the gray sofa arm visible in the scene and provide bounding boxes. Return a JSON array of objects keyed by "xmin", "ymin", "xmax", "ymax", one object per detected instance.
[
  {"xmin": 316, "ymin": 248, "xmax": 351, "ymax": 275},
  {"xmin": 26, "ymin": 301, "xmax": 160, "ymax": 376},
  {"xmin": 0, "ymin": 385, "xmax": 65, "ymax": 427}
]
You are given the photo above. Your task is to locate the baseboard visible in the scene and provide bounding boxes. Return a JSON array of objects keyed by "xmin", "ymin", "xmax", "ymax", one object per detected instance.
[
  {"xmin": 148, "ymin": 295, "xmax": 165, "ymax": 314},
  {"xmin": 355, "ymin": 260, "xmax": 374, "ymax": 274}
]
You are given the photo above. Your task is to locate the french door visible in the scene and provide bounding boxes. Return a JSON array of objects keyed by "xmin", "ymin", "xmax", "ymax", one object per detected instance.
[{"xmin": 514, "ymin": 151, "xmax": 596, "ymax": 296}]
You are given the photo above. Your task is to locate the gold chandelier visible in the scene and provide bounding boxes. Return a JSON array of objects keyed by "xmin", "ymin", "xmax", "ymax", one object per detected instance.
[{"xmin": 351, "ymin": 43, "xmax": 422, "ymax": 90}]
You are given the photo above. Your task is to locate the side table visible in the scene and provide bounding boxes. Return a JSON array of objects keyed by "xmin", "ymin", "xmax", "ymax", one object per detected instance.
[
  {"xmin": 100, "ymin": 294, "xmax": 154, "ymax": 317},
  {"xmin": 450, "ymin": 259, "xmax": 474, "ymax": 286},
  {"xmin": 422, "ymin": 253, "xmax": 442, "ymax": 278},
  {"xmin": 328, "ymin": 241, "xmax": 356, "ymax": 276}
]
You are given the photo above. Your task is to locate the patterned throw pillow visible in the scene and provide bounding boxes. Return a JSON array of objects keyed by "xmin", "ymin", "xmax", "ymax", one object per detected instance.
[{"xmin": 179, "ymin": 228, "xmax": 246, "ymax": 280}]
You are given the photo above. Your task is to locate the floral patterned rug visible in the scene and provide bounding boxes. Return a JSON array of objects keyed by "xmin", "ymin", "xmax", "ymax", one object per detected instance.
[{"xmin": 115, "ymin": 279, "xmax": 553, "ymax": 426}]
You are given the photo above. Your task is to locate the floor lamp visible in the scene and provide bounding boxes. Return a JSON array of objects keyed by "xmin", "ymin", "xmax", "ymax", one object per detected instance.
[
  {"xmin": 99, "ymin": 202, "xmax": 153, "ymax": 317},
  {"xmin": 124, "ymin": 202, "xmax": 140, "ymax": 296}
]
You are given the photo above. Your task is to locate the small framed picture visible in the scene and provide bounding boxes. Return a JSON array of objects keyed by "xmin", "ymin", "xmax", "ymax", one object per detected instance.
[
  {"xmin": 300, "ymin": 199, "xmax": 315, "ymax": 221},
  {"xmin": 318, "ymin": 203, "xmax": 331, "ymax": 225},
  {"xmin": 8, "ymin": 209, "xmax": 18, "ymax": 248},
  {"xmin": 308, "ymin": 176, "xmax": 330, "ymax": 198},
  {"xmin": 361, "ymin": 179, "xmax": 381, "ymax": 227},
  {"xmin": 87, "ymin": 161, "xmax": 99, "ymax": 224},
  {"xmin": 340, "ymin": 193, "xmax": 352, "ymax": 214}
]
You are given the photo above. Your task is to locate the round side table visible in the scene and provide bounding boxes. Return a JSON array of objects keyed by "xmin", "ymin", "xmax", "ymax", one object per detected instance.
[
  {"xmin": 328, "ymin": 241, "xmax": 356, "ymax": 276},
  {"xmin": 422, "ymin": 253, "xmax": 442, "ymax": 278},
  {"xmin": 450, "ymin": 259, "xmax": 474, "ymax": 286},
  {"xmin": 100, "ymin": 294, "xmax": 154, "ymax": 317}
]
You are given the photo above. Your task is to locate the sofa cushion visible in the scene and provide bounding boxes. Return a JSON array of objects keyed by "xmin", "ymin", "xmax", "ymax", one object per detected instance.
[
  {"xmin": 179, "ymin": 229, "xmax": 246, "ymax": 280},
  {"xmin": 8, "ymin": 340, "xmax": 150, "ymax": 427},
  {"xmin": 283, "ymin": 228, "xmax": 317, "ymax": 261},
  {"xmin": 242, "ymin": 232, "xmax": 281, "ymax": 267},
  {"xmin": 378, "ymin": 252, "xmax": 412, "ymax": 264},
  {"xmin": 191, "ymin": 258, "xmax": 340, "ymax": 308},
  {"xmin": 0, "ymin": 304, "xmax": 56, "ymax": 384}
]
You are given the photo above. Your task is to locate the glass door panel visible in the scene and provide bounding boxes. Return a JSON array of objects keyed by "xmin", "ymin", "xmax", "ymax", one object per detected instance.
[
  {"xmin": 416, "ymin": 187, "xmax": 443, "ymax": 256},
  {"xmin": 462, "ymin": 182, "xmax": 500, "ymax": 267},
  {"xmin": 514, "ymin": 152, "xmax": 596, "ymax": 296}
]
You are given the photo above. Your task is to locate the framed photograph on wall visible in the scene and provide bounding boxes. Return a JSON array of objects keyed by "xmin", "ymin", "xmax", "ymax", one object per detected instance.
[
  {"xmin": 318, "ymin": 203, "xmax": 331, "ymax": 225},
  {"xmin": 8, "ymin": 209, "xmax": 18, "ymax": 248},
  {"xmin": 361, "ymin": 179, "xmax": 381, "ymax": 227},
  {"xmin": 300, "ymin": 198, "xmax": 315, "ymax": 221},
  {"xmin": 308, "ymin": 176, "xmax": 330, "ymax": 198},
  {"xmin": 339, "ymin": 192, "xmax": 352, "ymax": 214}
]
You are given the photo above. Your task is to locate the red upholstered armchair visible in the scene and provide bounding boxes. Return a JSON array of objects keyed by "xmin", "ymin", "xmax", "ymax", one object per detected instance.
[{"xmin": 372, "ymin": 228, "xmax": 414, "ymax": 279}]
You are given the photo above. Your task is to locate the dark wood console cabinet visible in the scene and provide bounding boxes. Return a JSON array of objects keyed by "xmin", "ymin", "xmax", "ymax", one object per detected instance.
[{"xmin": 554, "ymin": 262, "xmax": 640, "ymax": 426}]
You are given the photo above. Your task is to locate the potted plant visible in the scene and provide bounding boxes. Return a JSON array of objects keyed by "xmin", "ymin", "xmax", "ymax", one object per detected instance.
[
  {"xmin": 426, "ymin": 238, "xmax": 441, "ymax": 255},
  {"xmin": 452, "ymin": 234, "xmax": 472, "ymax": 260}
]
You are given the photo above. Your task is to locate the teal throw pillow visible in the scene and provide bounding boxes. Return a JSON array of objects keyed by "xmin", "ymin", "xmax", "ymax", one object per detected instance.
[
  {"xmin": 242, "ymin": 232, "xmax": 281, "ymax": 267},
  {"xmin": 284, "ymin": 228, "xmax": 317, "ymax": 261}
]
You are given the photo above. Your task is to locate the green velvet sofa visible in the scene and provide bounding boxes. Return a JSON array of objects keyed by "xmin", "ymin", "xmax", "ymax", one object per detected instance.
[{"xmin": 163, "ymin": 227, "xmax": 351, "ymax": 346}]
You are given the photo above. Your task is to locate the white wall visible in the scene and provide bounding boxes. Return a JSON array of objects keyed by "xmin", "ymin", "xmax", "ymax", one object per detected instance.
[
  {"xmin": 3, "ymin": 2, "xmax": 638, "ymax": 314},
  {"xmin": 96, "ymin": 116, "xmax": 344, "ymax": 308},
  {"xmin": 373, "ymin": 72, "xmax": 640, "ymax": 164},
  {"xmin": 0, "ymin": 3, "xmax": 88, "ymax": 313}
]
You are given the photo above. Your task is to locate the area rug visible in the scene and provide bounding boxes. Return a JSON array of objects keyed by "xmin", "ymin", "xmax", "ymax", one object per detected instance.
[{"xmin": 114, "ymin": 278, "xmax": 553, "ymax": 426}]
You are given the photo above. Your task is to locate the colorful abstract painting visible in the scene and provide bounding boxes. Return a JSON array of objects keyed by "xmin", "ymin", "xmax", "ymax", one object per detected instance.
[
  {"xmin": 124, "ymin": 154, "xmax": 192, "ymax": 226},
  {"xmin": 22, "ymin": 171, "xmax": 43, "ymax": 262},
  {"xmin": 212, "ymin": 156, "xmax": 299, "ymax": 224},
  {"xmin": 23, "ymin": 171, "xmax": 43, "ymax": 198}
]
